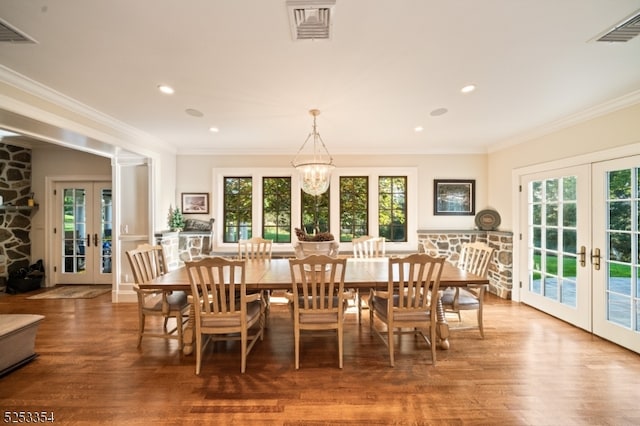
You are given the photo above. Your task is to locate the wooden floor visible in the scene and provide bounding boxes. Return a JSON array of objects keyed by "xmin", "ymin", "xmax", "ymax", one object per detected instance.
[{"xmin": 1, "ymin": 290, "xmax": 639, "ymax": 425}]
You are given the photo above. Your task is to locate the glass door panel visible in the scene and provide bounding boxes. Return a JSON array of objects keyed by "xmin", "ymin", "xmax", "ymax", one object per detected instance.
[
  {"xmin": 593, "ymin": 157, "xmax": 640, "ymax": 353},
  {"xmin": 62, "ymin": 188, "xmax": 87, "ymax": 274},
  {"xmin": 520, "ymin": 165, "xmax": 591, "ymax": 330},
  {"xmin": 100, "ymin": 188, "xmax": 113, "ymax": 274}
]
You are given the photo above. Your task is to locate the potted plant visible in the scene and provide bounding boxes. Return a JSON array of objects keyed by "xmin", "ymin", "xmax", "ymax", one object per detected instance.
[
  {"xmin": 168, "ymin": 205, "xmax": 185, "ymax": 232},
  {"xmin": 293, "ymin": 227, "xmax": 339, "ymax": 257}
]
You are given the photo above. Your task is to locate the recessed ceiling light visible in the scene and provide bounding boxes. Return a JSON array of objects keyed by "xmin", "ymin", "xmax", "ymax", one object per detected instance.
[
  {"xmin": 185, "ymin": 108, "xmax": 204, "ymax": 117},
  {"xmin": 414, "ymin": 126, "xmax": 424, "ymax": 132},
  {"xmin": 209, "ymin": 127, "xmax": 219, "ymax": 133},
  {"xmin": 461, "ymin": 84, "xmax": 476, "ymax": 93},
  {"xmin": 430, "ymin": 108, "xmax": 448, "ymax": 117},
  {"xmin": 157, "ymin": 84, "xmax": 174, "ymax": 95}
]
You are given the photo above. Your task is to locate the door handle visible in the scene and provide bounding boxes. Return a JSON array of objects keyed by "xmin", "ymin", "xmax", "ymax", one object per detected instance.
[
  {"xmin": 86, "ymin": 233, "xmax": 91, "ymax": 247},
  {"xmin": 591, "ymin": 248, "xmax": 601, "ymax": 271},
  {"xmin": 577, "ymin": 246, "xmax": 586, "ymax": 267},
  {"xmin": 93, "ymin": 233, "xmax": 99, "ymax": 247}
]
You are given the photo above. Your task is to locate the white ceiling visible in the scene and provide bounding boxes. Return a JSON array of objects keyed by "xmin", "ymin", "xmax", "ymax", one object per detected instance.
[{"xmin": 1, "ymin": 0, "xmax": 640, "ymax": 156}]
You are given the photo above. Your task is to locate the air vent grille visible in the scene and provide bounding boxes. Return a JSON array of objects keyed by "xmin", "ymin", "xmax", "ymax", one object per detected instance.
[
  {"xmin": 596, "ymin": 10, "xmax": 640, "ymax": 42},
  {"xmin": 0, "ymin": 19, "xmax": 36, "ymax": 43},
  {"xmin": 287, "ymin": 0, "xmax": 335, "ymax": 41}
]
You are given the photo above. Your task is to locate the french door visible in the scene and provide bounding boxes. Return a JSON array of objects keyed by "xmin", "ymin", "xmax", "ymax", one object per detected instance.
[
  {"xmin": 53, "ymin": 181, "xmax": 112, "ymax": 285},
  {"xmin": 520, "ymin": 158, "xmax": 640, "ymax": 353},
  {"xmin": 520, "ymin": 165, "xmax": 592, "ymax": 330},
  {"xmin": 592, "ymin": 156, "xmax": 640, "ymax": 353}
]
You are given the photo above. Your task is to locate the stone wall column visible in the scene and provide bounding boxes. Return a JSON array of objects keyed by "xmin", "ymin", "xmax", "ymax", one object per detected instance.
[
  {"xmin": 0, "ymin": 143, "xmax": 33, "ymax": 279},
  {"xmin": 417, "ymin": 229, "xmax": 513, "ymax": 299}
]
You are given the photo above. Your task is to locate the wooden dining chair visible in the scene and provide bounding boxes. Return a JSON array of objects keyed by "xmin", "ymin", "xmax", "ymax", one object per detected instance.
[
  {"xmin": 440, "ymin": 241, "xmax": 494, "ymax": 338},
  {"xmin": 125, "ymin": 244, "xmax": 189, "ymax": 349},
  {"xmin": 185, "ymin": 256, "xmax": 265, "ymax": 374},
  {"xmin": 369, "ymin": 253, "xmax": 445, "ymax": 367},
  {"xmin": 288, "ymin": 255, "xmax": 350, "ymax": 369},
  {"xmin": 238, "ymin": 237, "xmax": 274, "ymax": 320},
  {"xmin": 351, "ymin": 235, "xmax": 386, "ymax": 323},
  {"xmin": 238, "ymin": 237, "xmax": 273, "ymax": 260}
]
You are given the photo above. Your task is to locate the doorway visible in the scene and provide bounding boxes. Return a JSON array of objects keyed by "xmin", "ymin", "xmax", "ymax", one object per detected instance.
[
  {"xmin": 519, "ymin": 157, "xmax": 640, "ymax": 353},
  {"xmin": 519, "ymin": 165, "xmax": 592, "ymax": 330},
  {"xmin": 53, "ymin": 181, "xmax": 112, "ymax": 285}
]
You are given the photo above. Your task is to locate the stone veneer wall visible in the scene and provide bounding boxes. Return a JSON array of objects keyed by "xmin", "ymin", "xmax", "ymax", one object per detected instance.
[
  {"xmin": 417, "ymin": 229, "xmax": 513, "ymax": 299},
  {"xmin": 0, "ymin": 143, "xmax": 33, "ymax": 281},
  {"xmin": 156, "ymin": 232, "xmax": 211, "ymax": 270}
]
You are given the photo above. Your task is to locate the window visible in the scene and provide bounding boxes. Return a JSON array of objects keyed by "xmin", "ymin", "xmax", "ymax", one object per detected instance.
[
  {"xmin": 216, "ymin": 167, "xmax": 417, "ymax": 250},
  {"xmin": 379, "ymin": 176, "xmax": 407, "ymax": 242},
  {"xmin": 301, "ymin": 190, "xmax": 330, "ymax": 235},
  {"xmin": 223, "ymin": 177, "xmax": 252, "ymax": 243},
  {"xmin": 263, "ymin": 177, "xmax": 291, "ymax": 243},
  {"xmin": 339, "ymin": 176, "xmax": 368, "ymax": 242}
]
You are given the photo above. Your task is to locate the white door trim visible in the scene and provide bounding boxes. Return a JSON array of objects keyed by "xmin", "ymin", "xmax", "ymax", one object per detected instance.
[{"xmin": 44, "ymin": 175, "xmax": 111, "ymax": 287}]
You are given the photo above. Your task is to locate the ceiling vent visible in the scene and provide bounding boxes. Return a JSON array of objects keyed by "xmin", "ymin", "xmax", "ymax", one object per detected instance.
[
  {"xmin": 0, "ymin": 18, "xmax": 37, "ymax": 43},
  {"xmin": 287, "ymin": 0, "xmax": 335, "ymax": 41},
  {"xmin": 595, "ymin": 9, "xmax": 640, "ymax": 42}
]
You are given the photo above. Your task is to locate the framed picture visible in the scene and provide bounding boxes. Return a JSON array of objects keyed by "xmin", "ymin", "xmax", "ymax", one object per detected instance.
[
  {"xmin": 181, "ymin": 192, "xmax": 209, "ymax": 214},
  {"xmin": 434, "ymin": 179, "xmax": 475, "ymax": 216}
]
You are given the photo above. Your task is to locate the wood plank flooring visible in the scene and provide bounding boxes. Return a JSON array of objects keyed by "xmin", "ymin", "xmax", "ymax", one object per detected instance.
[{"xmin": 1, "ymin": 291, "xmax": 639, "ymax": 425}]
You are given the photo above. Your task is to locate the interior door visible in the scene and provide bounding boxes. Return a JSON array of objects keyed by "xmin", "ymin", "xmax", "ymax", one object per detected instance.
[
  {"xmin": 592, "ymin": 156, "xmax": 640, "ymax": 353},
  {"xmin": 54, "ymin": 181, "xmax": 112, "ymax": 285},
  {"xmin": 519, "ymin": 165, "xmax": 592, "ymax": 330}
]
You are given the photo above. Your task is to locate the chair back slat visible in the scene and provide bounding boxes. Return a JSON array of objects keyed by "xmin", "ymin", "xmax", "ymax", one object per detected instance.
[
  {"xmin": 352, "ymin": 235, "xmax": 386, "ymax": 258},
  {"xmin": 126, "ymin": 244, "xmax": 166, "ymax": 284},
  {"xmin": 388, "ymin": 254, "xmax": 444, "ymax": 314},
  {"xmin": 289, "ymin": 255, "xmax": 346, "ymax": 312},
  {"xmin": 458, "ymin": 242, "xmax": 494, "ymax": 278},
  {"xmin": 186, "ymin": 257, "xmax": 246, "ymax": 316},
  {"xmin": 238, "ymin": 237, "xmax": 273, "ymax": 260}
]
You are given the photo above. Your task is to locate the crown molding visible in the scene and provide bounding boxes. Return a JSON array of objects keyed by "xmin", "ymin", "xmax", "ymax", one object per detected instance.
[
  {"xmin": 0, "ymin": 65, "xmax": 175, "ymax": 154},
  {"xmin": 488, "ymin": 89, "xmax": 640, "ymax": 153}
]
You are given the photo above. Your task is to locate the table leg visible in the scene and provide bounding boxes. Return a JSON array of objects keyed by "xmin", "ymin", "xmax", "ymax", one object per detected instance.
[
  {"xmin": 182, "ymin": 304, "xmax": 195, "ymax": 355},
  {"xmin": 435, "ymin": 292, "xmax": 450, "ymax": 350}
]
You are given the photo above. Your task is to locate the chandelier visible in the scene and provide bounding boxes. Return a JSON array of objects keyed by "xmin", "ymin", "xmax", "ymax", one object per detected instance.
[{"xmin": 291, "ymin": 109, "xmax": 334, "ymax": 196}]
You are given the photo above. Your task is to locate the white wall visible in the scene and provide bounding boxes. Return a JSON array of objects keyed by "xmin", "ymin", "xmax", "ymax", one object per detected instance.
[
  {"xmin": 152, "ymin": 150, "xmax": 177, "ymax": 234},
  {"xmin": 176, "ymin": 153, "xmax": 488, "ymax": 237},
  {"xmin": 488, "ymin": 103, "xmax": 640, "ymax": 230},
  {"xmin": 30, "ymin": 146, "xmax": 112, "ymax": 262}
]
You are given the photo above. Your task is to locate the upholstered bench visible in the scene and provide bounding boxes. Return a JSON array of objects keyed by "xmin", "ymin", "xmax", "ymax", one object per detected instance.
[{"xmin": 0, "ymin": 314, "xmax": 45, "ymax": 376}]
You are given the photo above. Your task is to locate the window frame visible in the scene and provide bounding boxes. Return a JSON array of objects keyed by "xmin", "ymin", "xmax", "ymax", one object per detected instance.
[
  {"xmin": 262, "ymin": 176, "xmax": 292, "ymax": 243},
  {"xmin": 214, "ymin": 167, "xmax": 418, "ymax": 254}
]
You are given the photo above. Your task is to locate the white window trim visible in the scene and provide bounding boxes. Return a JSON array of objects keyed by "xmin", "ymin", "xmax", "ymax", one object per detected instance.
[{"xmin": 213, "ymin": 167, "xmax": 418, "ymax": 254}]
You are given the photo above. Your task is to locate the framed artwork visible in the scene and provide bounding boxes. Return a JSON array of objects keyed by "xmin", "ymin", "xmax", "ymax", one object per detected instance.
[
  {"xmin": 433, "ymin": 179, "xmax": 475, "ymax": 216},
  {"xmin": 181, "ymin": 192, "xmax": 209, "ymax": 214}
]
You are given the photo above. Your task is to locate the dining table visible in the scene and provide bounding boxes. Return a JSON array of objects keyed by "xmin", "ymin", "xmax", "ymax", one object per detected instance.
[{"xmin": 142, "ymin": 257, "xmax": 489, "ymax": 355}]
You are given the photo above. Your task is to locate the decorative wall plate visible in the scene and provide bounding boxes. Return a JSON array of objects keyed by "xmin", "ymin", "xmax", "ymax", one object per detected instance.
[{"xmin": 475, "ymin": 209, "xmax": 501, "ymax": 230}]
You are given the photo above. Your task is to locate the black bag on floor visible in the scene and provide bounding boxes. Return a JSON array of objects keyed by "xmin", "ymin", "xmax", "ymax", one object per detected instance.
[{"xmin": 6, "ymin": 260, "xmax": 44, "ymax": 294}]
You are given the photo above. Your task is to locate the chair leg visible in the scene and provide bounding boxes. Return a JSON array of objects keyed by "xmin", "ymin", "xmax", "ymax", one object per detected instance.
[
  {"xmin": 387, "ymin": 325, "xmax": 395, "ymax": 367},
  {"xmin": 478, "ymin": 305, "xmax": 485, "ymax": 338},
  {"xmin": 241, "ymin": 329, "xmax": 247, "ymax": 373},
  {"xmin": 338, "ymin": 324, "xmax": 343, "ymax": 369},
  {"xmin": 430, "ymin": 325, "xmax": 437, "ymax": 366},
  {"xmin": 195, "ymin": 332, "xmax": 202, "ymax": 375},
  {"xmin": 137, "ymin": 312, "xmax": 145, "ymax": 347},
  {"xmin": 264, "ymin": 290, "xmax": 270, "ymax": 327},
  {"xmin": 369, "ymin": 300, "xmax": 374, "ymax": 331},
  {"xmin": 356, "ymin": 290, "xmax": 362, "ymax": 325},
  {"xmin": 294, "ymin": 327, "xmax": 300, "ymax": 370},
  {"xmin": 176, "ymin": 312, "xmax": 184, "ymax": 349}
]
